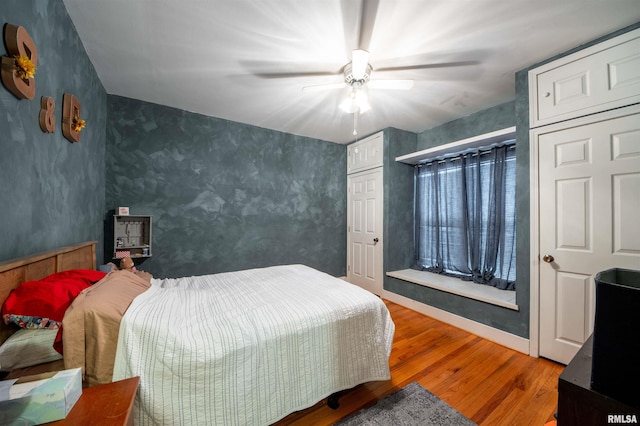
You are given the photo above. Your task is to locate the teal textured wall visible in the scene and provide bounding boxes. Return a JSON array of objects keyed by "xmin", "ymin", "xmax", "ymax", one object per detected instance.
[
  {"xmin": 416, "ymin": 101, "xmax": 516, "ymax": 151},
  {"xmin": 383, "ymin": 128, "xmax": 416, "ymax": 275},
  {"xmin": 105, "ymin": 96, "xmax": 346, "ymax": 278},
  {"xmin": 0, "ymin": 0, "xmax": 107, "ymax": 262}
]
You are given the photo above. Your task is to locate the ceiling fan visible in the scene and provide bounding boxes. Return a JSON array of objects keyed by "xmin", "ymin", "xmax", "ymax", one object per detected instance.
[
  {"xmin": 301, "ymin": 48, "xmax": 414, "ymax": 114},
  {"xmin": 250, "ymin": 0, "xmax": 479, "ymax": 115}
]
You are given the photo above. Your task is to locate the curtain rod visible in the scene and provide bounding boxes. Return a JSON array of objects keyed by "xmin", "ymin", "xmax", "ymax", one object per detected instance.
[{"xmin": 416, "ymin": 142, "xmax": 516, "ymax": 167}]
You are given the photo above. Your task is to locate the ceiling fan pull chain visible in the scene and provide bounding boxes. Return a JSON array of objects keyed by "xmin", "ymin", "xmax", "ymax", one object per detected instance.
[{"xmin": 353, "ymin": 111, "xmax": 358, "ymax": 137}]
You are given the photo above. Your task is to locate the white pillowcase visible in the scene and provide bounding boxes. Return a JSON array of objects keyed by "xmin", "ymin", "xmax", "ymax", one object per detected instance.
[{"xmin": 0, "ymin": 328, "xmax": 62, "ymax": 370}]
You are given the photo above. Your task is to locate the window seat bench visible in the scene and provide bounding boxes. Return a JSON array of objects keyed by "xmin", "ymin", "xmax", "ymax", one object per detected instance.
[{"xmin": 386, "ymin": 269, "xmax": 518, "ymax": 311}]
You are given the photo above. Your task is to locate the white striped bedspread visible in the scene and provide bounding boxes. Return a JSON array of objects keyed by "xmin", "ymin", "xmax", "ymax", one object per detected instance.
[{"xmin": 112, "ymin": 264, "xmax": 395, "ymax": 425}]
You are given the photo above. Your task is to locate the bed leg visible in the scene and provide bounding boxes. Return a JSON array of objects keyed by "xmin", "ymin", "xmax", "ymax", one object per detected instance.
[{"xmin": 327, "ymin": 393, "xmax": 340, "ymax": 409}]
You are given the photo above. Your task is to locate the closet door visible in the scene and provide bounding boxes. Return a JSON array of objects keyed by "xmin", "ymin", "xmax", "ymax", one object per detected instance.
[
  {"xmin": 529, "ymin": 28, "xmax": 640, "ymax": 128},
  {"xmin": 347, "ymin": 132, "xmax": 384, "ymax": 295},
  {"xmin": 536, "ymin": 109, "xmax": 640, "ymax": 364},
  {"xmin": 347, "ymin": 132, "xmax": 383, "ymax": 174},
  {"xmin": 347, "ymin": 168, "xmax": 383, "ymax": 295}
]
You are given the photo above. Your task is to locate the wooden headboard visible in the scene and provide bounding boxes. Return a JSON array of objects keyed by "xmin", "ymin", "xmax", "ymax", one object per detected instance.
[{"xmin": 0, "ymin": 241, "xmax": 97, "ymax": 345}]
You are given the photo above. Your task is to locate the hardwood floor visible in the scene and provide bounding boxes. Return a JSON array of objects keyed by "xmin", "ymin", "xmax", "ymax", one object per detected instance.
[{"xmin": 273, "ymin": 299, "xmax": 564, "ymax": 425}]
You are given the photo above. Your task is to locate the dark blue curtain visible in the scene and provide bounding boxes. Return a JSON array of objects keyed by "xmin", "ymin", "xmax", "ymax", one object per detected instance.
[{"xmin": 412, "ymin": 143, "xmax": 516, "ymax": 290}]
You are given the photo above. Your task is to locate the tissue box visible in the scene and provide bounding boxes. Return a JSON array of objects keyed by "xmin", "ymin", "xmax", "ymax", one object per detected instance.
[{"xmin": 0, "ymin": 368, "xmax": 82, "ymax": 425}]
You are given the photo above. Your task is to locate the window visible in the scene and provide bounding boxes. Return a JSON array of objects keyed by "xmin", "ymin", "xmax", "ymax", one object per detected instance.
[{"xmin": 412, "ymin": 142, "xmax": 516, "ymax": 290}]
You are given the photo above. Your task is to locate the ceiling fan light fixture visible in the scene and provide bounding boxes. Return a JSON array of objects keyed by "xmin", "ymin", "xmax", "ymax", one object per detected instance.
[
  {"xmin": 342, "ymin": 99, "xmax": 370, "ymax": 114},
  {"xmin": 356, "ymin": 90, "xmax": 371, "ymax": 113},
  {"xmin": 357, "ymin": 100, "xmax": 371, "ymax": 113},
  {"xmin": 339, "ymin": 97, "xmax": 358, "ymax": 114},
  {"xmin": 339, "ymin": 86, "xmax": 371, "ymax": 114}
]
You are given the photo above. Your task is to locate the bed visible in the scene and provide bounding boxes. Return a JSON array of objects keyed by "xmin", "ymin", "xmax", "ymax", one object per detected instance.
[{"xmin": 0, "ymin": 242, "xmax": 395, "ymax": 425}]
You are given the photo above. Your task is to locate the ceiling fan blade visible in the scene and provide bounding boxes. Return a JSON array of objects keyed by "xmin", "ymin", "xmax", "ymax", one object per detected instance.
[
  {"xmin": 302, "ymin": 82, "xmax": 347, "ymax": 92},
  {"xmin": 240, "ymin": 59, "xmax": 343, "ymax": 80},
  {"xmin": 368, "ymin": 79, "xmax": 414, "ymax": 90},
  {"xmin": 351, "ymin": 49, "xmax": 370, "ymax": 80},
  {"xmin": 376, "ymin": 60, "xmax": 480, "ymax": 73},
  {"xmin": 357, "ymin": 0, "xmax": 380, "ymax": 51},
  {"xmin": 253, "ymin": 70, "xmax": 340, "ymax": 79}
]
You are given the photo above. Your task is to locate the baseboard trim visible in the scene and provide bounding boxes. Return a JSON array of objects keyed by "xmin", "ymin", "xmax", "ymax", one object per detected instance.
[{"xmin": 381, "ymin": 290, "xmax": 531, "ymax": 355}]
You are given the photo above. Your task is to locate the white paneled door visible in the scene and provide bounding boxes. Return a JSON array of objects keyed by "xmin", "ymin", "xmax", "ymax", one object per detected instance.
[
  {"xmin": 347, "ymin": 168, "xmax": 383, "ymax": 295},
  {"xmin": 537, "ymin": 110, "xmax": 640, "ymax": 364}
]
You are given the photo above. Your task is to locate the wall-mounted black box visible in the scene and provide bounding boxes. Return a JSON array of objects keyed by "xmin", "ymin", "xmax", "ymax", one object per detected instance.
[{"xmin": 591, "ymin": 268, "xmax": 640, "ymax": 409}]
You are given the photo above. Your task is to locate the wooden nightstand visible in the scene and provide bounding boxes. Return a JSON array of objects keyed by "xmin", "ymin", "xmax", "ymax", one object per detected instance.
[{"xmin": 48, "ymin": 376, "xmax": 139, "ymax": 425}]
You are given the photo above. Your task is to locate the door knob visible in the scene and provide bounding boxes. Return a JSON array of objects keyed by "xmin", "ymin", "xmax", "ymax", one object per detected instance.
[
  {"xmin": 542, "ymin": 254, "xmax": 554, "ymax": 263},
  {"xmin": 373, "ymin": 237, "xmax": 379, "ymax": 244}
]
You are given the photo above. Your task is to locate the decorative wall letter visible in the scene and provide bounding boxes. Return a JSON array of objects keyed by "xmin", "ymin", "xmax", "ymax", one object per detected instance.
[
  {"xmin": 1, "ymin": 24, "xmax": 37, "ymax": 100},
  {"xmin": 62, "ymin": 93, "xmax": 83, "ymax": 143},
  {"xmin": 39, "ymin": 96, "xmax": 55, "ymax": 133}
]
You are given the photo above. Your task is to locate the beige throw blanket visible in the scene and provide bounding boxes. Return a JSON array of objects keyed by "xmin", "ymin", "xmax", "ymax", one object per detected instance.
[{"xmin": 62, "ymin": 270, "xmax": 150, "ymax": 387}]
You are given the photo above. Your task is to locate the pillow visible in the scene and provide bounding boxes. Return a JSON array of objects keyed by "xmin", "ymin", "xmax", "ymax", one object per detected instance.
[
  {"xmin": 0, "ymin": 328, "xmax": 62, "ymax": 370},
  {"xmin": 2, "ymin": 315, "xmax": 60, "ymax": 330},
  {"xmin": 1, "ymin": 269, "xmax": 107, "ymax": 329},
  {"xmin": 39, "ymin": 269, "xmax": 107, "ymax": 284},
  {"xmin": 98, "ymin": 263, "xmax": 118, "ymax": 273}
]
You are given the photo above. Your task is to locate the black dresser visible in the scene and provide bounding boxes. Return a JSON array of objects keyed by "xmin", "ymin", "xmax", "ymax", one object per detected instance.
[{"xmin": 557, "ymin": 336, "xmax": 640, "ymax": 425}]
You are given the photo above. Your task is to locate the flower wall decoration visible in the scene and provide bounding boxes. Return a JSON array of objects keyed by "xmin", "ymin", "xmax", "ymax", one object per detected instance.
[
  {"xmin": 73, "ymin": 116, "xmax": 86, "ymax": 132},
  {"xmin": 1, "ymin": 24, "xmax": 37, "ymax": 100},
  {"xmin": 62, "ymin": 93, "xmax": 83, "ymax": 143},
  {"xmin": 14, "ymin": 55, "xmax": 36, "ymax": 80}
]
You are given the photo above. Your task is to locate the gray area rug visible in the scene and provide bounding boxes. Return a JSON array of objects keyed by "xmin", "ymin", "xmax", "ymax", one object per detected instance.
[{"xmin": 334, "ymin": 382, "xmax": 476, "ymax": 426}]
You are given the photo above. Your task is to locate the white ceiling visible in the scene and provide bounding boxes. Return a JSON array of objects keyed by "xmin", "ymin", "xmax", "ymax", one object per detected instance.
[{"xmin": 62, "ymin": 0, "xmax": 640, "ymax": 144}]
